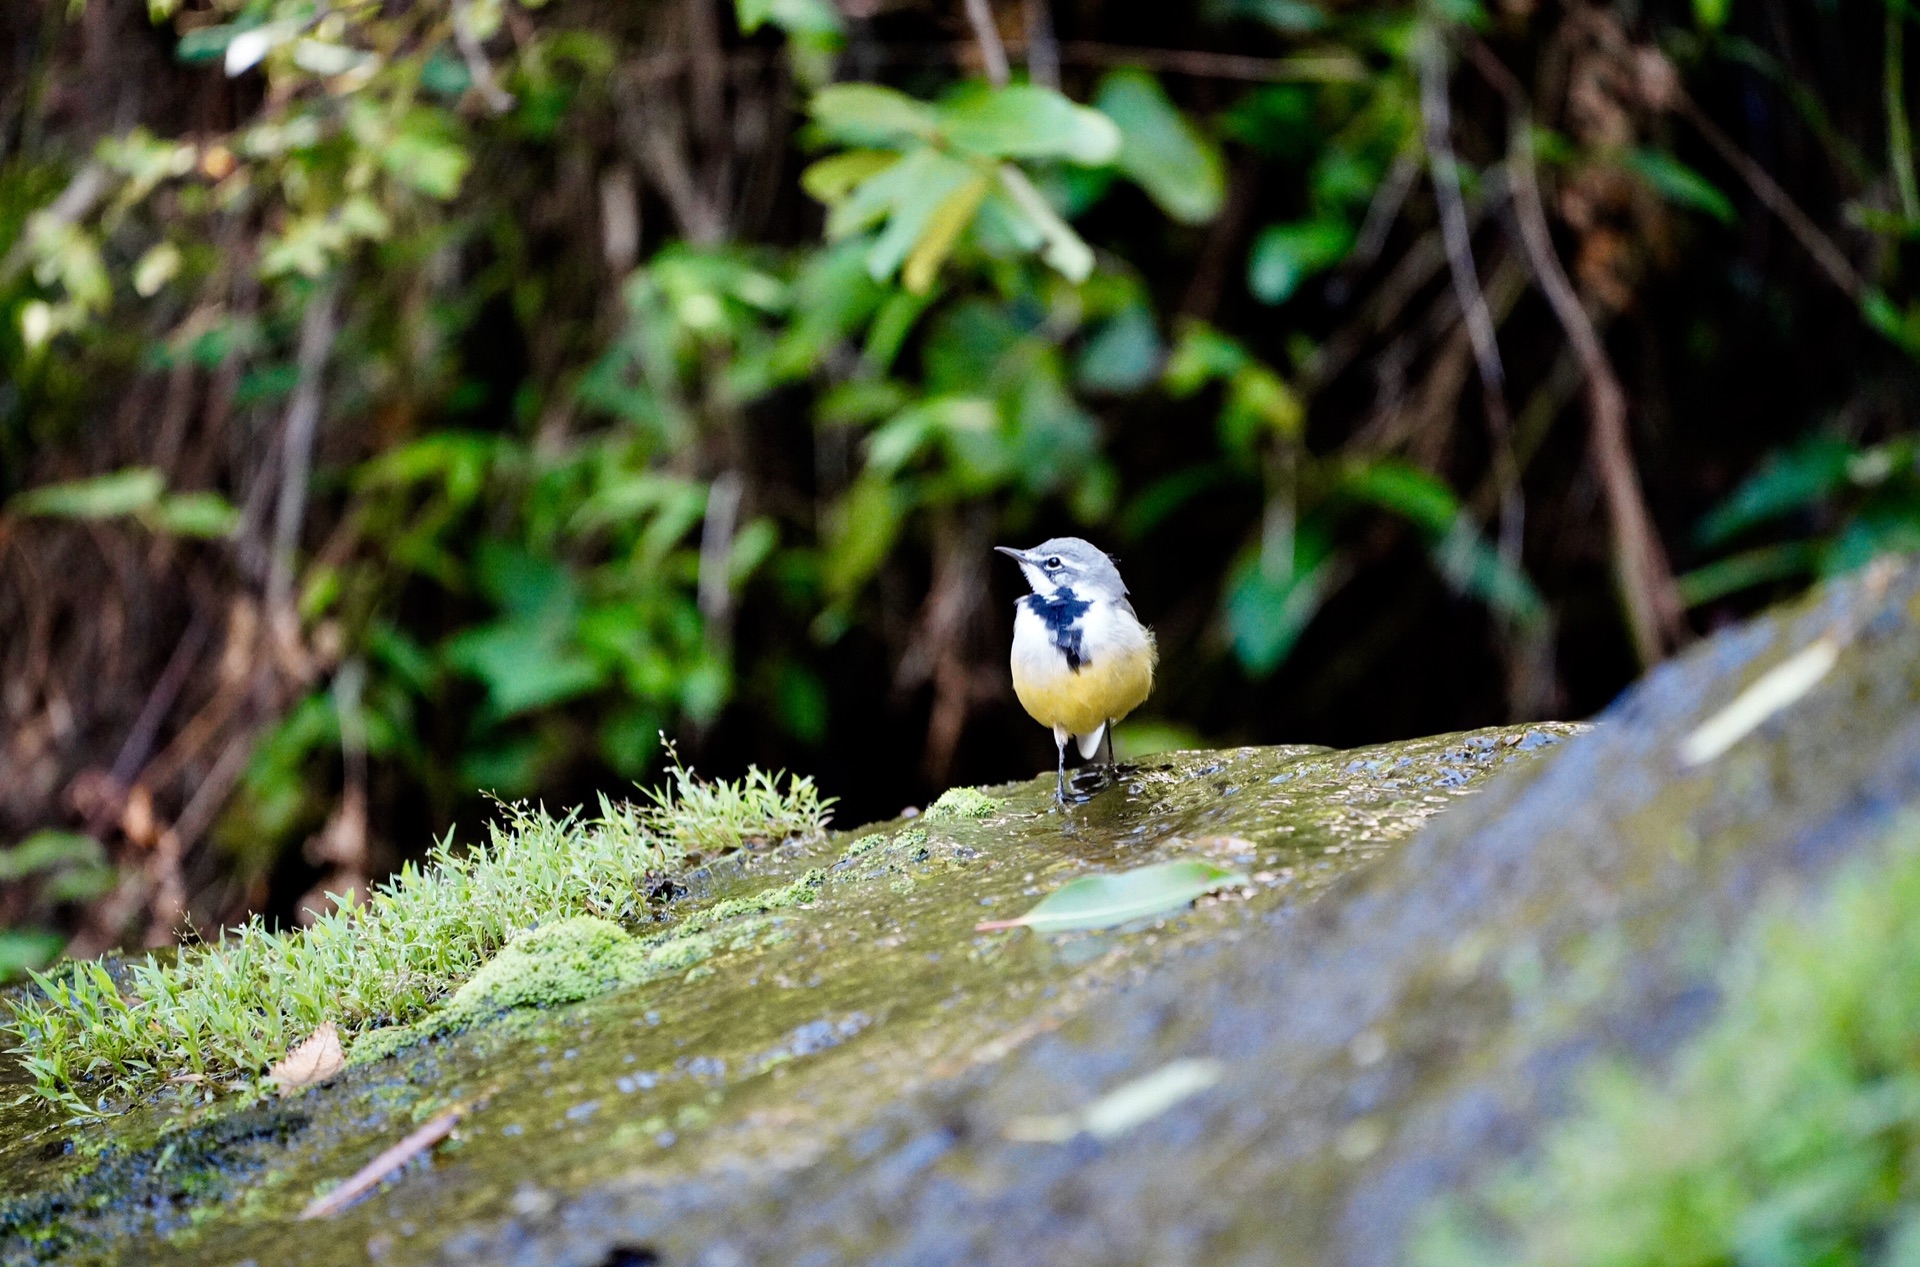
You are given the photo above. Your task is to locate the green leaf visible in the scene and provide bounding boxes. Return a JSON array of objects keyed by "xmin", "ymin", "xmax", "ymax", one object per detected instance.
[
  {"xmin": 1163, "ymin": 322, "xmax": 1250, "ymax": 395},
  {"xmin": 800, "ymin": 150, "xmax": 898, "ymax": 206},
  {"xmin": 1221, "ymin": 365, "xmax": 1304, "ymax": 449},
  {"xmin": 1225, "ymin": 532, "xmax": 1341, "ymax": 674},
  {"xmin": 443, "ymin": 623, "xmax": 606, "ymax": 719},
  {"xmin": 133, "ymin": 241, "xmax": 183, "ymax": 297},
  {"xmin": 1094, "ymin": 70, "xmax": 1225, "ymax": 225},
  {"xmin": 175, "ymin": 23, "xmax": 242, "ymax": 63},
  {"xmin": 383, "ymin": 112, "xmax": 471, "ymax": 200},
  {"xmin": 0, "ymin": 931, "xmax": 64, "ymax": 983},
  {"xmin": 152, "ymin": 491, "xmax": 239, "ymax": 538},
  {"xmin": 1430, "ymin": 516, "xmax": 1546, "ymax": 626},
  {"xmin": 995, "ymin": 165, "xmax": 1095, "ymax": 282},
  {"xmin": 0, "ymin": 832, "xmax": 106, "ymax": 882},
  {"xmin": 1693, "ymin": 0, "xmax": 1730, "ymax": 30},
  {"xmin": 938, "ymin": 83, "xmax": 1122, "ymax": 165},
  {"xmin": 1676, "ymin": 541, "xmax": 1821, "ymax": 607},
  {"xmin": 738, "ymin": 0, "xmax": 843, "ymax": 37},
  {"xmin": 822, "ymin": 475, "xmax": 903, "ymax": 600},
  {"xmin": 809, "ymin": 84, "xmax": 940, "ymax": 148},
  {"xmin": 1077, "ymin": 305, "xmax": 1163, "ymax": 393},
  {"xmin": 1248, "ymin": 218, "xmax": 1354, "ymax": 304},
  {"xmin": 1695, "ymin": 435, "xmax": 1857, "ymax": 546},
  {"xmin": 859, "ymin": 150, "xmax": 983, "ymax": 283},
  {"xmin": 1340, "ymin": 459, "xmax": 1459, "ymax": 535},
  {"xmin": 901, "ymin": 172, "xmax": 992, "ymax": 293},
  {"xmin": 977, "ymin": 859, "xmax": 1248, "ymax": 933},
  {"xmin": 10, "ymin": 468, "xmax": 165, "ymax": 519},
  {"xmin": 1625, "ymin": 149, "xmax": 1736, "ymax": 224}
]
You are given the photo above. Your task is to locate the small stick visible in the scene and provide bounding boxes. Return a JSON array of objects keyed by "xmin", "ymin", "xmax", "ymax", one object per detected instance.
[
  {"xmin": 1466, "ymin": 39, "xmax": 1688, "ymax": 663},
  {"xmin": 299, "ymin": 1102, "xmax": 470, "ymax": 1220},
  {"xmin": 963, "ymin": 0, "xmax": 1011, "ymax": 87},
  {"xmin": 1417, "ymin": 31, "xmax": 1524, "ymax": 568}
]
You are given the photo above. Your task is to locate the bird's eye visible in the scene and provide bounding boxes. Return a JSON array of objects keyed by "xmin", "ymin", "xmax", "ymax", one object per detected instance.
[{"xmin": 1045, "ymin": 556, "xmax": 1062, "ymax": 569}]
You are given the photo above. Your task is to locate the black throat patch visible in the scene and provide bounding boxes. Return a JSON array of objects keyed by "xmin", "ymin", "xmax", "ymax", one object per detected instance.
[{"xmin": 1024, "ymin": 588, "xmax": 1092, "ymax": 671}]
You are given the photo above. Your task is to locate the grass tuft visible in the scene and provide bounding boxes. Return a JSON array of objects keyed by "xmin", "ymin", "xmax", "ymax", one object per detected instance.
[{"xmin": 3, "ymin": 752, "xmax": 831, "ymax": 1116}]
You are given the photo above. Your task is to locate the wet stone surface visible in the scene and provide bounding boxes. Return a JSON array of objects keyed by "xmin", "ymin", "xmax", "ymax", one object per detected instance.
[
  {"xmin": 0, "ymin": 728, "xmax": 1576, "ymax": 1266},
  {"xmin": 443, "ymin": 559, "xmax": 1920, "ymax": 1267}
]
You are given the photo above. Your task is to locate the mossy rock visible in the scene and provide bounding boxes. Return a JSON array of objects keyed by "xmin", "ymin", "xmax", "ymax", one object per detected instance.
[{"xmin": 18, "ymin": 559, "xmax": 1914, "ymax": 1267}]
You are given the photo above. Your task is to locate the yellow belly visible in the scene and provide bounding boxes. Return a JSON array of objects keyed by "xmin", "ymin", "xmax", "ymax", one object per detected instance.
[{"xmin": 1011, "ymin": 643, "xmax": 1155, "ymax": 736}]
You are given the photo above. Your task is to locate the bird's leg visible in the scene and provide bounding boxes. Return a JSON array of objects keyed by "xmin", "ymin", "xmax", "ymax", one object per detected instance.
[
  {"xmin": 1053, "ymin": 725, "xmax": 1070, "ymax": 804},
  {"xmin": 1095, "ymin": 721, "xmax": 1115, "ymax": 773}
]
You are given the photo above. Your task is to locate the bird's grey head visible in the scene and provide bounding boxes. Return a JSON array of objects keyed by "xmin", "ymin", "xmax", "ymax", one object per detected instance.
[{"xmin": 994, "ymin": 537, "xmax": 1129, "ymax": 601}]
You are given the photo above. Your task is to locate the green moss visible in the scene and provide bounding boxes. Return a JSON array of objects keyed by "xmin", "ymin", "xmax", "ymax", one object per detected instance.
[
  {"xmin": 3, "ymin": 757, "xmax": 833, "ymax": 1111},
  {"xmin": 1414, "ymin": 812, "xmax": 1920, "ymax": 1267},
  {"xmin": 679, "ymin": 869, "xmax": 825, "ymax": 934},
  {"xmin": 641, "ymin": 916, "xmax": 773, "ymax": 974},
  {"xmin": 348, "ymin": 875, "xmax": 821, "ymax": 1065},
  {"xmin": 923, "ymin": 787, "xmax": 1001, "ymax": 821},
  {"xmin": 440, "ymin": 918, "xmax": 651, "ymax": 1025}
]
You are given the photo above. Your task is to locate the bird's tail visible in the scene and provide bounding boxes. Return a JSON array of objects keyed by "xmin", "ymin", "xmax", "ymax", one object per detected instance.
[{"xmin": 1076, "ymin": 723, "xmax": 1112, "ymax": 763}]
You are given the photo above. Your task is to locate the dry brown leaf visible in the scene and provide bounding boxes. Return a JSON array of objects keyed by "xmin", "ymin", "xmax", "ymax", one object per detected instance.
[{"xmin": 271, "ymin": 1022, "xmax": 345, "ymax": 1095}]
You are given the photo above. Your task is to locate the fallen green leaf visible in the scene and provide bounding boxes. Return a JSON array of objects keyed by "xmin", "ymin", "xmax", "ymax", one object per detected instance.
[{"xmin": 977, "ymin": 859, "xmax": 1248, "ymax": 933}]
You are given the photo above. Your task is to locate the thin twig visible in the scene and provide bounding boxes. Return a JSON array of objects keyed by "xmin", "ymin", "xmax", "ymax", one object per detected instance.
[
  {"xmin": 300, "ymin": 1102, "xmax": 472, "ymax": 1220},
  {"xmin": 1348, "ymin": 148, "xmax": 1423, "ymax": 273},
  {"xmin": 1469, "ymin": 40, "xmax": 1688, "ymax": 664},
  {"xmin": 109, "ymin": 607, "xmax": 212, "ymax": 787},
  {"xmin": 266, "ymin": 281, "xmax": 340, "ymax": 625},
  {"xmin": 1417, "ymin": 32, "xmax": 1524, "ymax": 567},
  {"xmin": 450, "ymin": 0, "xmax": 515, "ymax": 115},
  {"xmin": 630, "ymin": 40, "xmax": 1363, "ymax": 85},
  {"xmin": 1023, "ymin": 0, "xmax": 1061, "ymax": 89},
  {"xmin": 698, "ymin": 470, "xmax": 744, "ymax": 642},
  {"xmin": 1674, "ymin": 87, "xmax": 1864, "ymax": 298},
  {"xmin": 685, "ymin": 0, "xmax": 728, "ymax": 148},
  {"xmin": 616, "ymin": 74, "xmax": 725, "ymax": 244},
  {"xmin": 964, "ymin": 0, "xmax": 1012, "ymax": 87}
]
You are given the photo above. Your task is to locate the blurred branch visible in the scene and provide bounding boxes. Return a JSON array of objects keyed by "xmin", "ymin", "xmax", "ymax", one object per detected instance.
[
  {"xmin": 1418, "ymin": 33, "xmax": 1524, "ymax": 567},
  {"xmin": 109, "ymin": 607, "xmax": 212, "ymax": 789},
  {"xmin": 963, "ymin": 0, "xmax": 1012, "ymax": 87},
  {"xmin": 624, "ymin": 39, "xmax": 1363, "ymax": 84},
  {"xmin": 699, "ymin": 470, "xmax": 744, "ymax": 648},
  {"xmin": 1349, "ymin": 149, "xmax": 1423, "ymax": 274},
  {"xmin": 617, "ymin": 73, "xmax": 726, "ymax": 244},
  {"xmin": 266, "ymin": 281, "xmax": 340, "ymax": 630},
  {"xmin": 451, "ymin": 0, "xmax": 515, "ymax": 114},
  {"xmin": 1023, "ymin": 0, "xmax": 1060, "ymax": 90},
  {"xmin": 1657, "ymin": 70, "xmax": 1865, "ymax": 299},
  {"xmin": 1469, "ymin": 40, "xmax": 1689, "ymax": 664}
]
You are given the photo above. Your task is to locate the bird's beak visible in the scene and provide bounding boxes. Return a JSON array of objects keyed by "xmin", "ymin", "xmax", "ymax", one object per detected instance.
[{"xmin": 993, "ymin": 546, "xmax": 1027, "ymax": 562}]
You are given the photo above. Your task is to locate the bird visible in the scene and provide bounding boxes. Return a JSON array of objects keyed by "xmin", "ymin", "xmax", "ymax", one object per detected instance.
[{"xmin": 996, "ymin": 537, "xmax": 1157, "ymax": 803}]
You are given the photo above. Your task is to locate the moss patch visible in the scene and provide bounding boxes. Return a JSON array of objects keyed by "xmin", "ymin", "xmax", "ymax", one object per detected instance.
[
  {"xmin": 3, "ymin": 758, "xmax": 833, "ymax": 1111},
  {"xmin": 679, "ymin": 868, "xmax": 824, "ymax": 934},
  {"xmin": 442, "ymin": 918, "xmax": 650, "ymax": 1023},
  {"xmin": 347, "ymin": 874, "xmax": 822, "ymax": 1067},
  {"xmin": 923, "ymin": 787, "xmax": 1000, "ymax": 821}
]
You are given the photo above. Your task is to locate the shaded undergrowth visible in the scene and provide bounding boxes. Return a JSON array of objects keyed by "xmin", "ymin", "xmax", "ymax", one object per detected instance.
[{"xmin": 2, "ymin": 757, "xmax": 831, "ymax": 1116}]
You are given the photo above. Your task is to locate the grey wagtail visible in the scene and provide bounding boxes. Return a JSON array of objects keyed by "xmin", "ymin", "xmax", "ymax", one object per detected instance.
[{"xmin": 996, "ymin": 538, "xmax": 1157, "ymax": 803}]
